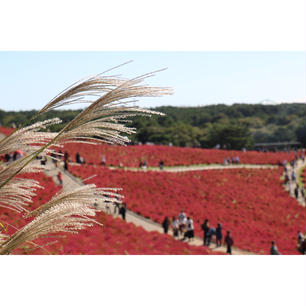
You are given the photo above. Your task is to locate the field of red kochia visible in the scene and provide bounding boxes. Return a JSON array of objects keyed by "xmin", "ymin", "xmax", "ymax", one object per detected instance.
[
  {"xmin": 63, "ymin": 143, "xmax": 296, "ymax": 167},
  {"xmin": 70, "ymin": 165, "xmax": 306, "ymax": 254}
]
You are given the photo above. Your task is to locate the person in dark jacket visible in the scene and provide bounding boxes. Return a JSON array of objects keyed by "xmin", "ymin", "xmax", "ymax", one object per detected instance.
[
  {"xmin": 64, "ymin": 160, "xmax": 69, "ymax": 171},
  {"xmin": 216, "ymin": 223, "xmax": 223, "ymax": 247},
  {"xmin": 294, "ymin": 186, "xmax": 299, "ymax": 199},
  {"xmin": 162, "ymin": 216, "xmax": 170, "ymax": 234},
  {"xmin": 206, "ymin": 227, "xmax": 215, "ymax": 246},
  {"xmin": 298, "ymin": 238, "xmax": 306, "ymax": 254},
  {"xmin": 224, "ymin": 230, "xmax": 234, "ymax": 255},
  {"xmin": 270, "ymin": 241, "xmax": 280, "ymax": 255},
  {"xmin": 119, "ymin": 203, "xmax": 127, "ymax": 221},
  {"xmin": 159, "ymin": 160, "xmax": 164, "ymax": 170},
  {"xmin": 76, "ymin": 152, "xmax": 81, "ymax": 164},
  {"xmin": 201, "ymin": 219, "xmax": 209, "ymax": 246},
  {"xmin": 64, "ymin": 151, "xmax": 69, "ymax": 162},
  {"xmin": 4, "ymin": 153, "xmax": 10, "ymax": 163}
]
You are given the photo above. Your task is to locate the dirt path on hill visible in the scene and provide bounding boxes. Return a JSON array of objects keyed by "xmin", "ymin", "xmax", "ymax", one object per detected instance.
[
  {"xmin": 43, "ymin": 160, "xmax": 254, "ymax": 255},
  {"xmin": 111, "ymin": 164, "xmax": 278, "ymax": 172}
]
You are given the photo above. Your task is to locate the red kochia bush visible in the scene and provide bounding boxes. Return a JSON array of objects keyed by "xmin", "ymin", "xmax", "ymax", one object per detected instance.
[
  {"xmin": 70, "ymin": 165, "xmax": 306, "ymax": 254},
  {"xmin": 63, "ymin": 143, "xmax": 295, "ymax": 167},
  {"xmin": 0, "ymin": 127, "xmax": 15, "ymax": 136}
]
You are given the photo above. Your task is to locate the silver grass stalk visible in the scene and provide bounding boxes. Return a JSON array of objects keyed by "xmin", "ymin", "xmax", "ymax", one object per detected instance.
[
  {"xmin": 0, "ymin": 157, "xmax": 46, "ymax": 188},
  {"xmin": 37, "ymin": 61, "xmax": 136, "ymax": 114},
  {"xmin": 38, "ymin": 75, "xmax": 129, "ymax": 114},
  {"xmin": 0, "ymin": 184, "xmax": 119, "ymax": 254},
  {"xmin": 0, "ymin": 177, "xmax": 42, "ymax": 213},
  {"xmin": 0, "ymin": 118, "xmax": 61, "ymax": 190},
  {"xmin": 27, "ymin": 184, "xmax": 122, "ymax": 217},
  {"xmin": 54, "ymin": 72, "xmax": 171, "ymax": 146},
  {"xmin": 0, "ymin": 233, "xmax": 8, "ymax": 245},
  {"xmin": 0, "ymin": 118, "xmax": 61, "ymax": 156},
  {"xmin": 0, "ymin": 159, "xmax": 46, "ymax": 214}
]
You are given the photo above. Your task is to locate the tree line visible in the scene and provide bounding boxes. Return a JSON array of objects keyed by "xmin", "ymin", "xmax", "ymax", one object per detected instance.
[{"xmin": 1, "ymin": 103, "xmax": 305, "ymax": 149}]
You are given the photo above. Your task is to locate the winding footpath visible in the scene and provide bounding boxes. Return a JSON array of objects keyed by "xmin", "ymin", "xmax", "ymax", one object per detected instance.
[{"xmin": 283, "ymin": 158, "xmax": 306, "ymax": 207}]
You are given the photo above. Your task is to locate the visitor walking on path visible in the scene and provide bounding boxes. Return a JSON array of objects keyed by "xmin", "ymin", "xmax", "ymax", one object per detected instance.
[
  {"xmin": 76, "ymin": 152, "xmax": 81, "ymax": 164},
  {"xmin": 57, "ymin": 171, "xmax": 63, "ymax": 186},
  {"xmin": 216, "ymin": 223, "xmax": 223, "ymax": 247},
  {"xmin": 224, "ymin": 230, "xmax": 234, "ymax": 255},
  {"xmin": 201, "ymin": 219, "xmax": 210, "ymax": 246},
  {"xmin": 162, "ymin": 216, "xmax": 170, "ymax": 234},
  {"xmin": 297, "ymin": 231, "xmax": 304, "ymax": 246},
  {"xmin": 182, "ymin": 216, "xmax": 194, "ymax": 241},
  {"xmin": 159, "ymin": 160, "xmax": 164, "ymax": 170},
  {"xmin": 64, "ymin": 160, "xmax": 69, "ymax": 171},
  {"xmin": 119, "ymin": 203, "xmax": 127, "ymax": 221},
  {"xmin": 113, "ymin": 202, "xmax": 120, "ymax": 215},
  {"xmin": 178, "ymin": 211, "xmax": 187, "ymax": 235},
  {"xmin": 270, "ymin": 241, "xmax": 280, "ymax": 255},
  {"xmin": 206, "ymin": 227, "xmax": 215, "ymax": 247},
  {"xmin": 291, "ymin": 171, "xmax": 296, "ymax": 182},
  {"xmin": 294, "ymin": 186, "xmax": 299, "ymax": 199},
  {"xmin": 101, "ymin": 155, "xmax": 106, "ymax": 166},
  {"xmin": 172, "ymin": 216, "xmax": 179, "ymax": 237}
]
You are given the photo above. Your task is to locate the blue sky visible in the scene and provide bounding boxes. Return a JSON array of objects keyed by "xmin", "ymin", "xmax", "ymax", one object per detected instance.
[{"xmin": 0, "ymin": 51, "xmax": 305, "ymax": 111}]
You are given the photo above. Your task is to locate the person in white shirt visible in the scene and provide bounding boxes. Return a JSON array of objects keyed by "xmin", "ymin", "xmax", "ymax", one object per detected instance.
[
  {"xmin": 182, "ymin": 216, "xmax": 194, "ymax": 241},
  {"xmin": 178, "ymin": 211, "xmax": 187, "ymax": 235}
]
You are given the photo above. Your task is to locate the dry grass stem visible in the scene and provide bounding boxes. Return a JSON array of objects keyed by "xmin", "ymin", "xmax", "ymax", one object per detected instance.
[
  {"xmin": 0, "ymin": 178, "xmax": 42, "ymax": 213},
  {"xmin": 0, "ymin": 118, "xmax": 60, "ymax": 156}
]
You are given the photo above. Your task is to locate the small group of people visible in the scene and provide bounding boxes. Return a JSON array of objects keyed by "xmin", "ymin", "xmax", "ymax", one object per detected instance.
[
  {"xmin": 75, "ymin": 152, "xmax": 86, "ymax": 164},
  {"xmin": 139, "ymin": 160, "xmax": 148, "ymax": 169},
  {"xmin": 113, "ymin": 202, "xmax": 127, "ymax": 220},
  {"xmin": 162, "ymin": 212, "xmax": 195, "ymax": 242},
  {"xmin": 283, "ymin": 159, "xmax": 306, "ymax": 201},
  {"xmin": 201, "ymin": 219, "xmax": 234, "ymax": 254},
  {"xmin": 161, "ymin": 213, "xmax": 234, "ymax": 254},
  {"xmin": 223, "ymin": 156, "xmax": 239, "ymax": 165},
  {"xmin": 3, "ymin": 150, "xmax": 24, "ymax": 163},
  {"xmin": 50, "ymin": 150, "xmax": 70, "ymax": 171}
]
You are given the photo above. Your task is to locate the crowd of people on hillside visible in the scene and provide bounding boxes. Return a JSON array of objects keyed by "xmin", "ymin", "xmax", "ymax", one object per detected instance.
[
  {"xmin": 3, "ymin": 150, "xmax": 24, "ymax": 163},
  {"xmin": 223, "ymin": 156, "xmax": 240, "ymax": 165},
  {"xmin": 283, "ymin": 155, "xmax": 306, "ymax": 201}
]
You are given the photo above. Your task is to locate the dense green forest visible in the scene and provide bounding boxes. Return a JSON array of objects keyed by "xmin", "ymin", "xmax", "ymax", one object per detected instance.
[{"xmin": 1, "ymin": 103, "xmax": 305, "ymax": 149}]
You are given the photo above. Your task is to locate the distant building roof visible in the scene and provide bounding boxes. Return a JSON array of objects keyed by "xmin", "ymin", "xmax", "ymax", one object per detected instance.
[{"xmin": 255, "ymin": 141, "xmax": 301, "ymax": 147}]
